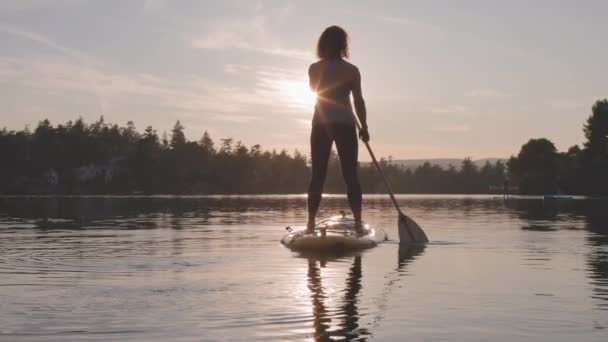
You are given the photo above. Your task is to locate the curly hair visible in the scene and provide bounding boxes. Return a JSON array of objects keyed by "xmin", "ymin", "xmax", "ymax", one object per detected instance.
[{"xmin": 316, "ymin": 26, "xmax": 349, "ymax": 59}]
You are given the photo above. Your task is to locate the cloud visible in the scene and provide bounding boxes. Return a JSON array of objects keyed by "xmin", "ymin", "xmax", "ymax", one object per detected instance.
[
  {"xmin": 1, "ymin": 19, "xmax": 313, "ymax": 130},
  {"xmin": 0, "ymin": 53, "xmax": 315, "ymax": 130},
  {"xmin": 0, "ymin": 2, "xmax": 39, "ymax": 13},
  {"xmin": 428, "ymin": 105, "xmax": 471, "ymax": 115},
  {"xmin": 142, "ymin": 0, "xmax": 165, "ymax": 12},
  {"xmin": 210, "ymin": 114, "xmax": 258, "ymax": 124},
  {"xmin": 549, "ymin": 97, "xmax": 599, "ymax": 111},
  {"xmin": 372, "ymin": 14, "xmax": 444, "ymax": 35},
  {"xmin": 431, "ymin": 124, "xmax": 471, "ymax": 133},
  {"xmin": 252, "ymin": 47, "xmax": 310, "ymax": 60},
  {"xmin": 224, "ymin": 64, "xmax": 253, "ymax": 74},
  {"xmin": 0, "ymin": 24, "xmax": 285, "ymax": 118},
  {"xmin": 0, "ymin": 24, "xmax": 96, "ymax": 63},
  {"xmin": 465, "ymin": 89, "xmax": 512, "ymax": 98},
  {"xmin": 0, "ymin": 56, "xmax": 247, "ymax": 119},
  {"xmin": 189, "ymin": 15, "xmax": 310, "ymax": 60},
  {"xmin": 0, "ymin": 0, "xmax": 83, "ymax": 14}
]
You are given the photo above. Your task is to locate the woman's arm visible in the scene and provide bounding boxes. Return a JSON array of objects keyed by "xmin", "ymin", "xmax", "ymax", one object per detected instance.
[
  {"xmin": 308, "ymin": 64, "xmax": 317, "ymax": 91},
  {"xmin": 352, "ymin": 67, "xmax": 367, "ymax": 127},
  {"xmin": 352, "ymin": 67, "xmax": 370, "ymax": 142}
]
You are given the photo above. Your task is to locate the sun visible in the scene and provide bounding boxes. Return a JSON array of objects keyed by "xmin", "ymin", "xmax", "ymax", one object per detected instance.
[{"xmin": 280, "ymin": 80, "xmax": 317, "ymax": 109}]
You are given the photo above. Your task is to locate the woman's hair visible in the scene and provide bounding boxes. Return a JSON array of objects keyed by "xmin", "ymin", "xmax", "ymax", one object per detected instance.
[{"xmin": 316, "ymin": 26, "xmax": 349, "ymax": 59}]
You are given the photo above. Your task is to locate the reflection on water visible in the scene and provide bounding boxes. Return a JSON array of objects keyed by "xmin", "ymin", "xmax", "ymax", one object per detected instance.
[
  {"xmin": 0, "ymin": 195, "xmax": 607, "ymax": 341},
  {"xmin": 510, "ymin": 199, "xmax": 608, "ymax": 311},
  {"xmin": 583, "ymin": 203, "xmax": 608, "ymax": 312},
  {"xmin": 307, "ymin": 255, "xmax": 367, "ymax": 341},
  {"xmin": 303, "ymin": 245, "xmax": 425, "ymax": 341}
]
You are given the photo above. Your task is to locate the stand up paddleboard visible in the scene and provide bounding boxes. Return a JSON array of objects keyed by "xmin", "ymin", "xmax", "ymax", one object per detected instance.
[{"xmin": 281, "ymin": 214, "xmax": 387, "ymax": 251}]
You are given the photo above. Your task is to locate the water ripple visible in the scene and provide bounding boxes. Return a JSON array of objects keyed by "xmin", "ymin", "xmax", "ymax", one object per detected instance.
[{"xmin": 0, "ymin": 196, "xmax": 607, "ymax": 341}]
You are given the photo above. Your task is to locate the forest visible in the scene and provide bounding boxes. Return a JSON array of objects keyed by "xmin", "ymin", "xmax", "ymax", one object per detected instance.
[
  {"xmin": 0, "ymin": 99, "xmax": 606, "ymax": 196},
  {"xmin": 507, "ymin": 99, "xmax": 608, "ymax": 196}
]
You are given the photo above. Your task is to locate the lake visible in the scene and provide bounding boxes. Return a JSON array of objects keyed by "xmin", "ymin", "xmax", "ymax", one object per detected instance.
[{"xmin": 0, "ymin": 195, "xmax": 607, "ymax": 341}]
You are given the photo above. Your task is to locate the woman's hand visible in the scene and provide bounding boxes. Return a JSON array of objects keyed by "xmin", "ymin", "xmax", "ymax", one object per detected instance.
[{"xmin": 359, "ymin": 126, "xmax": 370, "ymax": 143}]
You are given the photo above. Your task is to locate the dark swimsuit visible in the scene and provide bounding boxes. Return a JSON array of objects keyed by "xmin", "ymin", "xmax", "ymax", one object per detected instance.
[{"xmin": 307, "ymin": 59, "xmax": 362, "ymax": 216}]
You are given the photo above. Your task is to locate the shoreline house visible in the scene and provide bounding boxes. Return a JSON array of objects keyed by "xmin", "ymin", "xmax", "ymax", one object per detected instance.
[
  {"xmin": 43, "ymin": 169, "xmax": 59, "ymax": 185},
  {"xmin": 74, "ymin": 157, "xmax": 124, "ymax": 184}
]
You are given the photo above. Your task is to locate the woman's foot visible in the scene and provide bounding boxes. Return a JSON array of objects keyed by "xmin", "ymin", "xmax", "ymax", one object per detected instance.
[
  {"xmin": 305, "ymin": 220, "xmax": 316, "ymax": 234},
  {"xmin": 354, "ymin": 220, "xmax": 368, "ymax": 236}
]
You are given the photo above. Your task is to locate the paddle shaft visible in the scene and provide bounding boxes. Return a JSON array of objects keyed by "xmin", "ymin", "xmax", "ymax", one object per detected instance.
[{"xmin": 354, "ymin": 119, "xmax": 404, "ymax": 216}]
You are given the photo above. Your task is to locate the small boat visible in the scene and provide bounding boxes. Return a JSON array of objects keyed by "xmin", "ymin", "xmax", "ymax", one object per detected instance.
[{"xmin": 281, "ymin": 214, "xmax": 387, "ymax": 251}]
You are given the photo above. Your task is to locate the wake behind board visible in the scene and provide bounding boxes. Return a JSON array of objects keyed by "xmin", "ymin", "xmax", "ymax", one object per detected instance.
[{"xmin": 281, "ymin": 215, "xmax": 387, "ymax": 251}]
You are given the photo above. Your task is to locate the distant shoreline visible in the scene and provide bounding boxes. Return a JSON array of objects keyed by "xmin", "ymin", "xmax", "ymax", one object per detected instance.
[
  {"xmin": 0, "ymin": 193, "xmax": 600, "ymax": 200},
  {"xmin": 3, "ymin": 99, "xmax": 607, "ymax": 197}
]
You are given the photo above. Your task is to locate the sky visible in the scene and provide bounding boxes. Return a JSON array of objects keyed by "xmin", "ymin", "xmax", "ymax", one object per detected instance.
[{"xmin": 0, "ymin": 0, "xmax": 606, "ymax": 160}]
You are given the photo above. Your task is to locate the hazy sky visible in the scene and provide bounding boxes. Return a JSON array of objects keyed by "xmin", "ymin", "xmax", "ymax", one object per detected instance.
[{"xmin": 1, "ymin": 0, "xmax": 606, "ymax": 159}]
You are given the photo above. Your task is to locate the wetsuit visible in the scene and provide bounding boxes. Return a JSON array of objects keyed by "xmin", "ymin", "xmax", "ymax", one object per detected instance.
[{"xmin": 308, "ymin": 59, "xmax": 362, "ymax": 218}]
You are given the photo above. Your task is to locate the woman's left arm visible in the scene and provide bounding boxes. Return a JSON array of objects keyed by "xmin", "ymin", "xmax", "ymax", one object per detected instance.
[
  {"xmin": 352, "ymin": 67, "xmax": 370, "ymax": 142},
  {"xmin": 308, "ymin": 64, "xmax": 317, "ymax": 91}
]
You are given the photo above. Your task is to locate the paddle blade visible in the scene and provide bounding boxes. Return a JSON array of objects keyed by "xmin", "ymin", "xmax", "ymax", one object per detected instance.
[{"xmin": 398, "ymin": 213, "xmax": 429, "ymax": 244}]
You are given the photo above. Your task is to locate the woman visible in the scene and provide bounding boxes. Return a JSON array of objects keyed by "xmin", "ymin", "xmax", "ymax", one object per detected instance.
[{"xmin": 307, "ymin": 26, "xmax": 369, "ymax": 234}]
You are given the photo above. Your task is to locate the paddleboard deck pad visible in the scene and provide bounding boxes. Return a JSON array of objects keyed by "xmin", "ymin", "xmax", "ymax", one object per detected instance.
[{"xmin": 281, "ymin": 215, "xmax": 387, "ymax": 251}]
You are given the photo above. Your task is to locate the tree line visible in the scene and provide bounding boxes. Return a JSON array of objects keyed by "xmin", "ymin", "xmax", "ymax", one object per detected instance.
[
  {"xmin": 0, "ymin": 98, "xmax": 605, "ymax": 195},
  {"xmin": 507, "ymin": 99, "xmax": 608, "ymax": 196},
  {"xmin": 0, "ymin": 117, "xmax": 506, "ymax": 194}
]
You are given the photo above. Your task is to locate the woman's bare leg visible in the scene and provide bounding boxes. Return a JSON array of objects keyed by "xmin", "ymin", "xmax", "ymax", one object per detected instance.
[
  {"xmin": 307, "ymin": 125, "xmax": 332, "ymax": 232},
  {"xmin": 334, "ymin": 125, "xmax": 364, "ymax": 233}
]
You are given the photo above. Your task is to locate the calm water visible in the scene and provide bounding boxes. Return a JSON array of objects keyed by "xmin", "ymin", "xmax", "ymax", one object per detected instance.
[{"xmin": 0, "ymin": 195, "xmax": 607, "ymax": 341}]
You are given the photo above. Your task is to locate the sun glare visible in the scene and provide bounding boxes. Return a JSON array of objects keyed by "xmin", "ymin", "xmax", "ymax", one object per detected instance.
[{"xmin": 279, "ymin": 80, "xmax": 317, "ymax": 109}]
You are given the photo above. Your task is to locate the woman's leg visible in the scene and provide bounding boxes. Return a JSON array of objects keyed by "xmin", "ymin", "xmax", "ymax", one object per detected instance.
[
  {"xmin": 307, "ymin": 125, "xmax": 332, "ymax": 229},
  {"xmin": 334, "ymin": 125, "xmax": 363, "ymax": 224}
]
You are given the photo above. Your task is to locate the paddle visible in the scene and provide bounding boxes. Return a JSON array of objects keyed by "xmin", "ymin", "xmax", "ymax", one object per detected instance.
[{"xmin": 354, "ymin": 118, "xmax": 429, "ymax": 244}]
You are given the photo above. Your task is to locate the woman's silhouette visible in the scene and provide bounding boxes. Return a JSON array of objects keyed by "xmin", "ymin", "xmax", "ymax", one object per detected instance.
[{"xmin": 307, "ymin": 26, "xmax": 369, "ymax": 234}]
